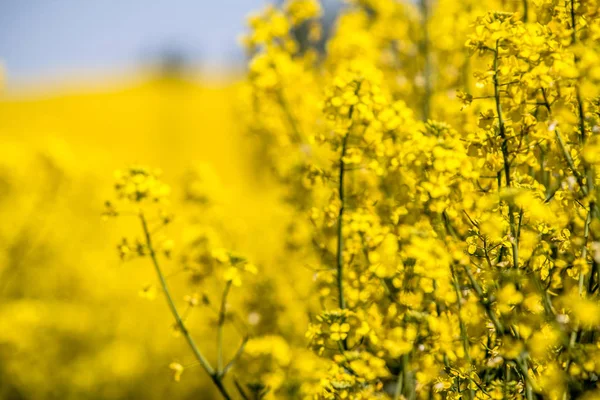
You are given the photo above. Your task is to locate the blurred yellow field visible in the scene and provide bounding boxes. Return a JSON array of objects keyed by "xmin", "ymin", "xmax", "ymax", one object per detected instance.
[{"xmin": 0, "ymin": 74, "xmax": 314, "ymax": 399}]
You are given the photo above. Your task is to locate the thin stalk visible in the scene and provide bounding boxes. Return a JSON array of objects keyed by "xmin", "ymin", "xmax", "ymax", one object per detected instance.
[
  {"xmin": 221, "ymin": 336, "xmax": 248, "ymax": 378},
  {"xmin": 140, "ymin": 213, "xmax": 232, "ymax": 400},
  {"xmin": 569, "ymin": 0, "xmax": 597, "ymax": 298},
  {"xmin": 516, "ymin": 357, "xmax": 535, "ymax": 400},
  {"xmin": 217, "ymin": 281, "xmax": 233, "ymax": 374},
  {"xmin": 463, "ymin": 264, "xmax": 504, "ymax": 333},
  {"xmin": 588, "ymin": 250, "xmax": 598, "ymax": 294},
  {"xmin": 272, "ymin": 62, "xmax": 303, "ymax": 143},
  {"xmin": 576, "ymin": 85, "xmax": 586, "ymax": 144},
  {"xmin": 504, "ymin": 365, "xmax": 511, "ymax": 399},
  {"xmin": 234, "ymin": 380, "xmax": 251, "ymax": 400},
  {"xmin": 555, "ymin": 127, "xmax": 587, "ymax": 193},
  {"xmin": 402, "ymin": 353, "xmax": 415, "ymax": 400},
  {"xmin": 462, "ymin": 53, "xmax": 471, "ymax": 93},
  {"xmin": 557, "ymin": 3, "xmax": 599, "ymax": 301},
  {"xmin": 463, "ymin": 262, "xmax": 536, "ymax": 398},
  {"xmin": 276, "ymin": 88, "xmax": 303, "ymax": 143},
  {"xmin": 531, "ymin": 272, "xmax": 556, "ymax": 317},
  {"xmin": 492, "ymin": 42, "xmax": 519, "ymax": 268},
  {"xmin": 335, "ymin": 81, "xmax": 361, "ymax": 315},
  {"xmin": 541, "ymin": 80, "xmax": 591, "ymax": 200},
  {"xmin": 579, "ymin": 209, "xmax": 593, "ymax": 296},
  {"xmin": 393, "ymin": 370, "xmax": 404, "ymax": 400},
  {"xmin": 337, "ymin": 132, "xmax": 349, "ymax": 312},
  {"xmin": 450, "ymin": 265, "xmax": 475, "ymax": 400}
]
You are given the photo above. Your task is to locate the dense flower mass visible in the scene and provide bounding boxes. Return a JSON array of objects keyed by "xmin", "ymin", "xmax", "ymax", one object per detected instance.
[{"xmin": 103, "ymin": 0, "xmax": 600, "ymax": 399}]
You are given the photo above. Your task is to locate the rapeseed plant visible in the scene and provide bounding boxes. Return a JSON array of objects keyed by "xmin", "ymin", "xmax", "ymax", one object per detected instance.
[{"xmin": 102, "ymin": 0, "xmax": 600, "ymax": 399}]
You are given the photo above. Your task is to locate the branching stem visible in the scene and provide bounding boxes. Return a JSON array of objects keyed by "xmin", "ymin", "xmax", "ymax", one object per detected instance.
[{"xmin": 139, "ymin": 213, "xmax": 232, "ymax": 400}]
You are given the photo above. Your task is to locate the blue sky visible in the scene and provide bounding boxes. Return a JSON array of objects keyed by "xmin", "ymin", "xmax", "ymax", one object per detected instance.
[{"xmin": 0, "ymin": 0, "xmax": 272, "ymax": 84}]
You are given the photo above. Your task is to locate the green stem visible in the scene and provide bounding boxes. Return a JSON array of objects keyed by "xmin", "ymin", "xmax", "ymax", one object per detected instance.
[
  {"xmin": 337, "ymin": 133, "xmax": 349, "ymax": 312},
  {"xmin": 140, "ymin": 213, "xmax": 232, "ymax": 400},
  {"xmin": 579, "ymin": 209, "xmax": 593, "ymax": 295},
  {"xmin": 463, "ymin": 262, "xmax": 538, "ymax": 397},
  {"xmin": 492, "ymin": 43, "xmax": 519, "ymax": 268},
  {"xmin": 393, "ymin": 370, "xmax": 403, "ymax": 400},
  {"xmin": 335, "ymin": 83, "xmax": 361, "ymax": 349},
  {"xmin": 516, "ymin": 357, "xmax": 535, "ymax": 400},
  {"xmin": 277, "ymin": 88, "xmax": 302, "ymax": 143},
  {"xmin": 569, "ymin": 0, "xmax": 597, "ymax": 298},
  {"xmin": 541, "ymin": 84, "xmax": 590, "ymax": 199},
  {"xmin": 221, "ymin": 336, "xmax": 249, "ymax": 378},
  {"xmin": 217, "ymin": 281, "xmax": 233, "ymax": 374},
  {"xmin": 463, "ymin": 264, "xmax": 504, "ymax": 333},
  {"xmin": 402, "ymin": 353, "xmax": 415, "ymax": 400},
  {"xmin": 450, "ymin": 265, "xmax": 475, "ymax": 400}
]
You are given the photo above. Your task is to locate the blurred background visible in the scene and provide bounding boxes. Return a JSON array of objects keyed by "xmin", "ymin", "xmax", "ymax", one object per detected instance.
[
  {"xmin": 0, "ymin": 1, "xmax": 337, "ymax": 399},
  {"xmin": 0, "ymin": 0, "xmax": 261, "ymax": 88}
]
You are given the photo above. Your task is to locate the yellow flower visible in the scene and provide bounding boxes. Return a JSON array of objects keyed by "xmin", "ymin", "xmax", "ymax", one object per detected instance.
[
  {"xmin": 329, "ymin": 322, "xmax": 350, "ymax": 341},
  {"xmin": 497, "ymin": 283, "xmax": 524, "ymax": 314},
  {"xmin": 224, "ymin": 267, "xmax": 242, "ymax": 287},
  {"xmin": 169, "ymin": 362, "xmax": 184, "ymax": 382}
]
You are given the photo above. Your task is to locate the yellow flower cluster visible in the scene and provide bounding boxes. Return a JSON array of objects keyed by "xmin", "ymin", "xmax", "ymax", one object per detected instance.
[
  {"xmin": 112, "ymin": 166, "xmax": 171, "ymax": 204},
  {"xmin": 105, "ymin": 165, "xmax": 257, "ymax": 400},
  {"xmin": 234, "ymin": 0, "xmax": 600, "ymax": 399},
  {"xmin": 92, "ymin": 0, "xmax": 600, "ymax": 399}
]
